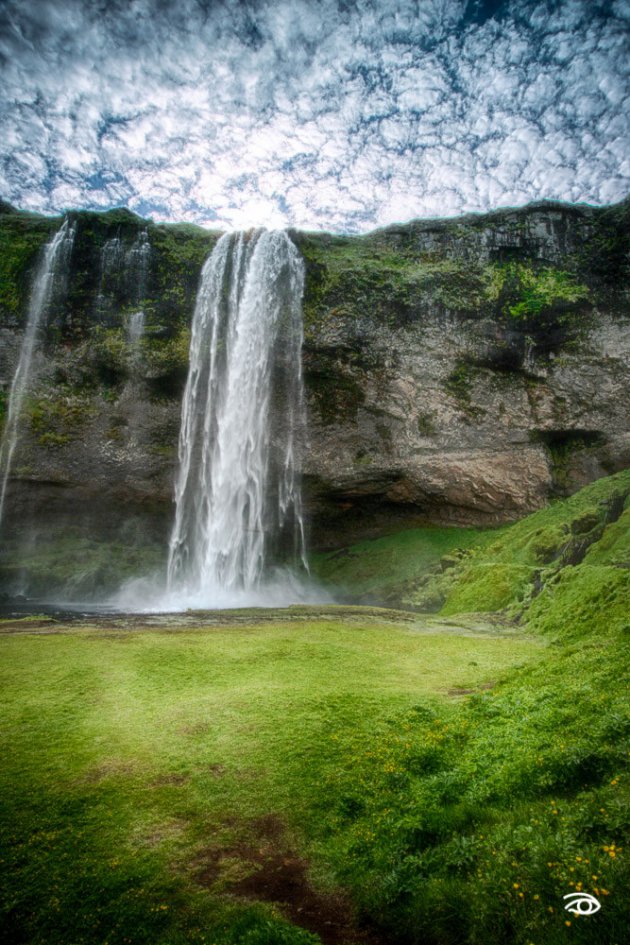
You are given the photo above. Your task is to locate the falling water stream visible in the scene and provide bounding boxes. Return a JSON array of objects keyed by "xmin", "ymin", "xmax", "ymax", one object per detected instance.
[
  {"xmin": 0, "ymin": 218, "xmax": 76, "ymax": 529},
  {"xmin": 126, "ymin": 231, "xmax": 150, "ymax": 359},
  {"xmin": 164, "ymin": 229, "xmax": 309, "ymax": 608}
]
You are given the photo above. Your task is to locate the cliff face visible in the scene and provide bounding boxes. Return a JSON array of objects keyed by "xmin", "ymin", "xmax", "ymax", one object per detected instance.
[
  {"xmin": 295, "ymin": 200, "xmax": 630, "ymax": 543},
  {"xmin": 0, "ymin": 199, "xmax": 628, "ymax": 594}
]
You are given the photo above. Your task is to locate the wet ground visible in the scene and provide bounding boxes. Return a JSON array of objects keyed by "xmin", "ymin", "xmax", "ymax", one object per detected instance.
[{"xmin": 0, "ymin": 600, "xmax": 522, "ymax": 637}]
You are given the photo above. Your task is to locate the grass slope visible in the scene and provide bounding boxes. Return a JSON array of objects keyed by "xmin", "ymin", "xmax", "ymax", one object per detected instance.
[
  {"xmin": 314, "ymin": 470, "xmax": 630, "ymax": 622},
  {"xmin": 310, "ymin": 526, "xmax": 496, "ymax": 609},
  {"xmin": 441, "ymin": 469, "xmax": 630, "ymax": 624}
]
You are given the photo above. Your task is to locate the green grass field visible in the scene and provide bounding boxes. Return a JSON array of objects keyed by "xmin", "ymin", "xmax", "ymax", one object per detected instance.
[
  {"xmin": 1, "ymin": 472, "xmax": 629, "ymax": 944},
  {"xmin": 1, "ymin": 609, "xmax": 538, "ymax": 945}
]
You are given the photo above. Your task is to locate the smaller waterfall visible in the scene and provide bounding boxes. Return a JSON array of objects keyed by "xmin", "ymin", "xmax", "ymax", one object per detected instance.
[
  {"xmin": 126, "ymin": 229, "xmax": 150, "ymax": 302},
  {"xmin": 96, "ymin": 228, "xmax": 150, "ymax": 322},
  {"xmin": 125, "ymin": 230, "xmax": 150, "ymax": 359},
  {"xmin": 127, "ymin": 310, "xmax": 146, "ymax": 348},
  {"xmin": 165, "ymin": 229, "xmax": 308, "ymax": 608},
  {"xmin": 95, "ymin": 236, "xmax": 124, "ymax": 318},
  {"xmin": 0, "ymin": 218, "xmax": 76, "ymax": 527}
]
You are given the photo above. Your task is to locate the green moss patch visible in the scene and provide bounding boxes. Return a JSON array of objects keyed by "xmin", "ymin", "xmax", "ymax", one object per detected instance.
[
  {"xmin": 310, "ymin": 525, "xmax": 492, "ymax": 605},
  {"xmin": 27, "ymin": 392, "xmax": 97, "ymax": 448},
  {"xmin": 0, "ymin": 209, "xmax": 59, "ymax": 322},
  {"xmin": 440, "ymin": 470, "xmax": 630, "ymax": 623}
]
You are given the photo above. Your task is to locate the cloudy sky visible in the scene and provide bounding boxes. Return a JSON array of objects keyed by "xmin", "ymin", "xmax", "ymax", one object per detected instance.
[{"xmin": 0, "ymin": 0, "xmax": 628, "ymax": 232}]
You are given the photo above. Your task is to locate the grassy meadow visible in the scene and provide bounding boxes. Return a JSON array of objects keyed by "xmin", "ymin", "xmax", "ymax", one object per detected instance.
[{"xmin": 1, "ymin": 471, "xmax": 629, "ymax": 945}]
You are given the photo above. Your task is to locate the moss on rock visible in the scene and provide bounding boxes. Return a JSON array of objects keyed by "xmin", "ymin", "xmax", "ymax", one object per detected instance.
[{"xmin": 0, "ymin": 206, "xmax": 59, "ymax": 324}]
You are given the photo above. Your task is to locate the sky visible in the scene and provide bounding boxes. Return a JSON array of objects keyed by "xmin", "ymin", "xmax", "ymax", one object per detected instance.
[{"xmin": 0, "ymin": 0, "xmax": 628, "ymax": 233}]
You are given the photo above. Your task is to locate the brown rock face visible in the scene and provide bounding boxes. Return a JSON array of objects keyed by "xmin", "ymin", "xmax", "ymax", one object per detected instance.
[{"xmin": 301, "ymin": 314, "xmax": 630, "ymax": 546}]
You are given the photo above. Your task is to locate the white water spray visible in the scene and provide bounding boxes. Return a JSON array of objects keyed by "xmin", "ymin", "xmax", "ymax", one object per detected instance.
[
  {"xmin": 0, "ymin": 218, "xmax": 76, "ymax": 529},
  {"xmin": 164, "ymin": 229, "xmax": 309, "ymax": 608}
]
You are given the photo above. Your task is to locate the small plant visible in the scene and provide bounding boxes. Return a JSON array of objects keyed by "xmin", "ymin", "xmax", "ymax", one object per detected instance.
[
  {"xmin": 417, "ymin": 412, "xmax": 436, "ymax": 436},
  {"xmin": 444, "ymin": 360, "xmax": 486, "ymax": 421},
  {"xmin": 27, "ymin": 392, "xmax": 96, "ymax": 447}
]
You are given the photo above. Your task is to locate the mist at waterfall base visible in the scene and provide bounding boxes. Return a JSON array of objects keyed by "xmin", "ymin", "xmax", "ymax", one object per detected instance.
[{"xmin": 114, "ymin": 229, "xmax": 328, "ymax": 612}]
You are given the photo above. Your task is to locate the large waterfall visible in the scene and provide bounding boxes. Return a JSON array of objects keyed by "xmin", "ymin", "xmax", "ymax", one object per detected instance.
[
  {"xmin": 165, "ymin": 229, "xmax": 308, "ymax": 608},
  {"xmin": 0, "ymin": 218, "xmax": 76, "ymax": 529}
]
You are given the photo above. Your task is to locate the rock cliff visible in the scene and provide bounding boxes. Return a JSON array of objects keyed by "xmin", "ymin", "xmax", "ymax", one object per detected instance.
[{"xmin": 0, "ymin": 198, "xmax": 628, "ymax": 593}]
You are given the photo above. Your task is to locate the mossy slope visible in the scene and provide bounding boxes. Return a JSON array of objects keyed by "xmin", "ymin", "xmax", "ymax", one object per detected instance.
[
  {"xmin": 440, "ymin": 469, "xmax": 630, "ymax": 632},
  {"xmin": 315, "ymin": 470, "xmax": 630, "ymax": 625},
  {"xmin": 310, "ymin": 525, "xmax": 494, "ymax": 608}
]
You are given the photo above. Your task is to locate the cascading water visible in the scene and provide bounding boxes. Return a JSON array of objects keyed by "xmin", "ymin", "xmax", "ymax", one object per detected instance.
[
  {"xmin": 96, "ymin": 228, "xmax": 150, "ymax": 326},
  {"xmin": 125, "ymin": 230, "xmax": 150, "ymax": 355},
  {"xmin": 95, "ymin": 236, "xmax": 124, "ymax": 318},
  {"xmin": 165, "ymin": 229, "xmax": 308, "ymax": 608},
  {"xmin": 126, "ymin": 228, "xmax": 150, "ymax": 301},
  {"xmin": 0, "ymin": 218, "xmax": 76, "ymax": 530}
]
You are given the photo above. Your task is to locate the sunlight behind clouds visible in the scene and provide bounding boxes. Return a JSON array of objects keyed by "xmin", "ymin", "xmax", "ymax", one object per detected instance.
[{"xmin": 0, "ymin": 0, "xmax": 628, "ymax": 232}]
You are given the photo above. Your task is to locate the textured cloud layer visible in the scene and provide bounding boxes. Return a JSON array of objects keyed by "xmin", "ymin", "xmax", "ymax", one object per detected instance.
[{"xmin": 1, "ymin": 0, "xmax": 628, "ymax": 231}]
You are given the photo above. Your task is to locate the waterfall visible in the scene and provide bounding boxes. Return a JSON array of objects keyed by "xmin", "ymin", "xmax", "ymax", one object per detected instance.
[
  {"xmin": 125, "ymin": 231, "xmax": 150, "ymax": 358},
  {"xmin": 0, "ymin": 218, "xmax": 76, "ymax": 529},
  {"xmin": 126, "ymin": 228, "xmax": 150, "ymax": 302},
  {"xmin": 96, "ymin": 228, "xmax": 150, "ymax": 324},
  {"xmin": 166, "ymin": 229, "xmax": 307, "ymax": 607},
  {"xmin": 127, "ymin": 310, "xmax": 146, "ymax": 349},
  {"xmin": 95, "ymin": 236, "xmax": 124, "ymax": 318}
]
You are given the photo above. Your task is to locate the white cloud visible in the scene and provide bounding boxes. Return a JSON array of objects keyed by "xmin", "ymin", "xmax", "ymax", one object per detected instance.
[{"xmin": 0, "ymin": 0, "xmax": 628, "ymax": 233}]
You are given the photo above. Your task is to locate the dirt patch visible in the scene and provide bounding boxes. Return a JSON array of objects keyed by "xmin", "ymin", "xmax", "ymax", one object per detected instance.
[
  {"xmin": 207, "ymin": 763, "xmax": 226, "ymax": 778},
  {"xmin": 143, "ymin": 818, "xmax": 188, "ymax": 847},
  {"xmin": 195, "ymin": 814, "xmax": 381, "ymax": 945},
  {"xmin": 152, "ymin": 772, "xmax": 190, "ymax": 786},
  {"xmin": 81, "ymin": 759, "xmax": 137, "ymax": 782},
  {"xmin": 179, "ymin": 721, "xmax": 211, "ymax": 736},
  {"xmin": 0, "ymin": 618, "xmax": 59, "ymax": 634},
  {"xmin": 447, "ymin": 680, "xmax": 497, "ymax": 697}
]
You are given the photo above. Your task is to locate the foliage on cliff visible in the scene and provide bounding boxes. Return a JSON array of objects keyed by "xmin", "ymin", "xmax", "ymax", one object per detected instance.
[
  {"xmin": 0, "ymin": 204, "xmax": 58, "ymax": 323},
  {"xmin": 0, "ymin": 203, "xmax": 218, "ymax": 344},
  {"xmin": 293, "ymin": 199, "xmax": 629, "ymax": 351}
]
